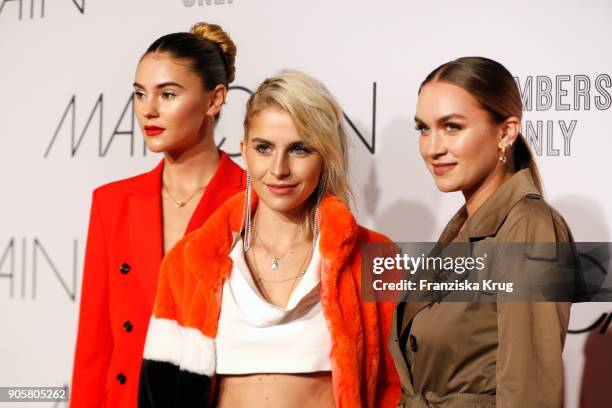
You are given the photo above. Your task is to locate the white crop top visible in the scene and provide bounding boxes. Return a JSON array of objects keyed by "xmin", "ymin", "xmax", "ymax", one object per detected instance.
[{"xmin": 215, "ymin": 237, "xmax": 332, "ymax": 374}]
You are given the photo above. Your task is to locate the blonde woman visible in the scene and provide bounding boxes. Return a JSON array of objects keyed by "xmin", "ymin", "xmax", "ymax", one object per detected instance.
[{"xmin": 139, "ymin": 70, "xmax": 400, "ymax": 407}]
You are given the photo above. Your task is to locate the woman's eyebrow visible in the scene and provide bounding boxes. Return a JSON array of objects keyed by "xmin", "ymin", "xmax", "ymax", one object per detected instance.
[
  {"xmin": 155, "ymin": 81, "xmax": 185, "ymax": 89},
  {"xmin": 414, "ymin": 113, "xmax": 467, "ymax": 125},
  {"xmin": 250, "ymin": 137, "xmax": 273, "ymax": 145},
  {"xmin": 132, "ymin": 81, "xmax": 185, "ymax": 89},
  {"xmin": 437, "ymin": 113, "xmax": 466, "ymax": 124},
  {"xmin": 287, "ymin": 139, "xmax": 307, "ymax": 146}
]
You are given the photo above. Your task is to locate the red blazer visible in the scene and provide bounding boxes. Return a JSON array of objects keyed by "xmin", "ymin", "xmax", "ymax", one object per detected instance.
[{"xmin": 70, "ymin": 151, "xmax": 244, "ymax": 408}]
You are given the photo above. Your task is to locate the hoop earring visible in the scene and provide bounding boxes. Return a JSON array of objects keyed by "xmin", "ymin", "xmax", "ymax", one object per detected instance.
[{"xmin": 243, "ymin": 171, "xmax": 253, "ymax": 251}]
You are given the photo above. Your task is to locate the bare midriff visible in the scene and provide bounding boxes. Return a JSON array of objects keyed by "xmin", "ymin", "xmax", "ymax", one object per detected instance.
[{"xmin": 217, "ymin": 372, "xmax": 335, "ymax": 408}]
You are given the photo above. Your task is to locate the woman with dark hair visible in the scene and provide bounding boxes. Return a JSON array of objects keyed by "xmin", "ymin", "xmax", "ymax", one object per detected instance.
[
  {"xmin": 70, "ymin": 22, "xmax": 244, "ymax": 408},
  {"xmin": 389, "ymin": 57, "xmax": 574, "ymax": 407}
]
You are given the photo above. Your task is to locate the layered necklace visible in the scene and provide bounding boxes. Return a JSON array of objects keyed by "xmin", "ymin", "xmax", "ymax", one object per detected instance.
[
  {"xmin": 256, "ymin": 228, "xmax": 306, "ymax": 271},
  {"xmin": 248, "ymin": 215, "xmax": 314, "ymax": 284},
  {"xmin": 250, "ymin": 242, "xmax": 312, "ymax": 284}
]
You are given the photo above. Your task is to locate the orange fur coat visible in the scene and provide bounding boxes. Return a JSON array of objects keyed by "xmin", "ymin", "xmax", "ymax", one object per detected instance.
[{"xmin": 139, "ymin": 191, "xmax": 400, "ymax": 407}]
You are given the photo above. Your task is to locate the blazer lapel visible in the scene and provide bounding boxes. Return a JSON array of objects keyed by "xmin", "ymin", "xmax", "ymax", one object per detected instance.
[
  {"xmin": 128, "ymin": 160, "xmax": 164, "ymax": 308},
  {"xmin": 184, "ymin": 151, "xmax": 244, "ymax": 235},
  {"xmin": 127, "ymin": 153, "xmax": 243, "ymax": 309}
]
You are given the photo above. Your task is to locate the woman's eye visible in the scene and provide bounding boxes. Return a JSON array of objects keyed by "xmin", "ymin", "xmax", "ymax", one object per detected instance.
[
  {"xmin": 415, "ymin": 124, "xmax": 429, "ymax": 135},
  {"xmin": 445, "ymin": 122, "xmax": 462, "ymax": 131},
  {"xmin": 255, "ymin": 143, "xmax": 271, "ymax": 154},
  {"xmin": 134, "ymin": 91, "xmax": 145, "ymax": 100},
  {"xmin": 290, "ymin": 144, "xmax": 311, "ymax": 155},
  {"xmin": 161, "ymin": 91, "xmax": 176, "ymax": 99}
]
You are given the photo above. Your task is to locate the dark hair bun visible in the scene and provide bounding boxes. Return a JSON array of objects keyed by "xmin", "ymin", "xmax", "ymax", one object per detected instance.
[{"xmin": 190, "ymin": 22, "xmax": 236, "ymax": 84}]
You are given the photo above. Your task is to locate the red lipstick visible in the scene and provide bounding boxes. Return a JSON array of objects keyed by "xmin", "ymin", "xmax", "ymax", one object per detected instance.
[{"xmin": 144, "ymin": 125, "xmax": 165, "ymax": 137}]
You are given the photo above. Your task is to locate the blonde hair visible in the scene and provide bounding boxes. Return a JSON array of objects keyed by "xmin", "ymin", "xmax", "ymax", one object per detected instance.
[{"xmin": 244, "ymin": 69, "xmax": 353, "ymax": 207}]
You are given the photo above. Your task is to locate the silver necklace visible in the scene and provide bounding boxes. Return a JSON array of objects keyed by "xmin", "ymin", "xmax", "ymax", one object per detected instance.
[
  {"xmin": 250, "ymin": 242, "xmax": 312, "ymax": 283},
  {"xmin": 253, "ymin": 220, "xmax": 306, "ymax": 270}
]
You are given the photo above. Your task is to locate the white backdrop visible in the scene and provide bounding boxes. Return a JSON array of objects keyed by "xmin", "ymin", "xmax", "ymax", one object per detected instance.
[{"xmin": 1, "ymin": 0, "xmax": 611, "ymax": 406}]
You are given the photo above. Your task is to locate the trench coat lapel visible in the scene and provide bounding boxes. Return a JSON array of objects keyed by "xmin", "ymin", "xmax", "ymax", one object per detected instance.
[
  {"xmin": 390, "ymin": 302, "xmax": 415, "ymax": 393},
  {"xmin": 392, "ymin": 169, "xmax": 543, "ymax": 392},
  {"xmin": 395, "ymin": 206, "xmax": 471, "ymax": 342}
]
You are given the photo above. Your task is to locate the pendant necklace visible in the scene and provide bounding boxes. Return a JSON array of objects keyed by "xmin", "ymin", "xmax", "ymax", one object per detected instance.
[
  {"xmin": 163, "ymin": 184, "xmax": 206, "ymax": 208},
  {"xmin": 253, "ymin": 220, "xmax": 306, "ymax": 270},
  {"xmin": 250, "ymin": 241, "xmax": 313, "ymax": 283}
]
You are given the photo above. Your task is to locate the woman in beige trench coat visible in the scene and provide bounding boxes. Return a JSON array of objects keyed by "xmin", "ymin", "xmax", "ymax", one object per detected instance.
[{"xmin": 389, "ymin": 57, "xmax": 574, "ymax": 408}]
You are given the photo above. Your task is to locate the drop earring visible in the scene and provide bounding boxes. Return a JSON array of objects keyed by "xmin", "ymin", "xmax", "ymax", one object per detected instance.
[
  {"xmin": 243, "ymin": 171, "xmax": 253, "ymax": 251},
  {"xmin": 498, "ymin": 144, "xmax": 507, "ymax": 163},
  {"xmin": 312, "ymin": 177, "xmax": 326, "ymax": 242}
]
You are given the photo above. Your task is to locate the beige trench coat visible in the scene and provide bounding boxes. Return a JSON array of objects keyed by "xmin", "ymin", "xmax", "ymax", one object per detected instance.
[{"xmin": 389, "ymin": 169, "xmax": 573, "ymax": 408}]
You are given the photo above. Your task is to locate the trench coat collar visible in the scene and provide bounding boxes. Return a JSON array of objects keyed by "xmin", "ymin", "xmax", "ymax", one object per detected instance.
[{"xmin": 440, "ymin": 168, "xmax": 541, "ymax": 242}]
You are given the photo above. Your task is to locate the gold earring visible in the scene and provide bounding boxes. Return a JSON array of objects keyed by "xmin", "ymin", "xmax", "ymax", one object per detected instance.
[{"xmin": 499, "ymin": 144, "xmax": 507, "ymax": 163}]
